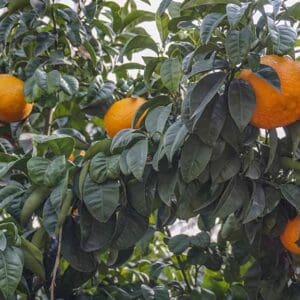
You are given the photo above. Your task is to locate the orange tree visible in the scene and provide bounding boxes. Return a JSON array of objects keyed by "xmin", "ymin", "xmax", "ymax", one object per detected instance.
[{"xmin": 0, "ymin": 0, "xmax": 299, "ymax": 299}]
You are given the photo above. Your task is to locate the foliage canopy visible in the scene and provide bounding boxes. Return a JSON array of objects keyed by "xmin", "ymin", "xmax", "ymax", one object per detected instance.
[{"xmin": 0, "ymin": 0, "xmax": 299, "ymax": 299}]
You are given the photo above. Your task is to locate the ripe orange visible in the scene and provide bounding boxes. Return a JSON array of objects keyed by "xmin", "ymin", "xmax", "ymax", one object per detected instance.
[
  {"xmin": 280, "ymin": 216, "xmax": 300, "ymax": 255},
  {"xmin": 239, "ymin": 55, "xmax": 300, "ymax": 129},
  {"xmin": 0, "ymin": 74, "xmax": 33, "ymax": 122},
  {"xmin": 104, "ymin": 97, "xmax": 146, "ymax": 138}
]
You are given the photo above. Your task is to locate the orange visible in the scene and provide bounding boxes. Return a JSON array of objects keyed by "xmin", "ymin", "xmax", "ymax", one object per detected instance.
[
  {"xmin": 104, "ymin": 97, "xmax": 146, "ymax": 138},
  {"xmin": 239, "ymin": 55, "xmax": 300, "ymax": 129},
  {"xmin": 69, "ymin": 150, "xmax": 85, "ymax": 161},
  {"xmin": 0, "ymin": 74, "xmax": 33, "ymax": 122},
  {"xmin": 280, "ymin": 216, "xmax": 300, "ymax": 255}
]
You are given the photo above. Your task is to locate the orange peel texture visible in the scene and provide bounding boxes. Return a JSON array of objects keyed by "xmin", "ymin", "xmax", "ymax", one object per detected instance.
[
  {"xmin": 104, "ymin": 97, "xmax": 146, "ymax": 138},
  {"xmin": 280, "ymin": 215, "xmax": 300, "ymax": 255},
  {"xmin": 239, "ymin": 55, "xmax": 300, "ymax": 129},
  {"xmin": 0, "ymin": 74, "xmax": 33, "ymax": 122}
]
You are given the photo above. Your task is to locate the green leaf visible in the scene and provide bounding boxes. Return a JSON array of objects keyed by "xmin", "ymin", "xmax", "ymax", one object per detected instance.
[
  {"xmin": 126, "ymin": 139, "xmax": 148, "ymax": 181},
  {"xmin": 122, "ymin": 10, "xmax": 155, "ymax": 29},
  {"xmin": 188, "ymin": 56, "xmax": 228, "ymax": 77},
  {"xmin": 243, "ymin": 182, "xmax": 265, "ymax": 224},
  {"xmin": 87, "ymin": 77, "xmax": 115, "ymax": 103},
  {"xmin": 156, "ymin": 13, "xmax": 169, "ymax": 44},
  {"xmin": 154, "ymin": 286, "xmax": 170, "ymax": 300},
  {"xmin": 60, "ymin": 74, "xmax": 79, "ymax": 96},
  {"xmin": 160, "ymin": 58, "xmax": 182, "ymax": 92},
  {"xmin": 50, "ymin": 178, "xmax": 68, "ymax": 212},
  {"xmin": 47, "ymin": 70, "xmax": 61, "ymax": 93},
  {"xmin": 115, "ymin": 63, "xmax": 145, "ymax": 74},
  {"xmin": 132, "ymin": 96, "xmax": 171, "ymax": 127},
  {"xmin": 53, "ymin": 128, "xmax": 88, "ymax": 149},
  {"xmin": 281, "ymin": 184, "xmax": 300, "ymax": 211},
  {"xmin": 158, "ymin": 0, "xmax": 172, "ymax": 16},
  {"xmin": 32, "ymin": 134, "xmax": 75, "ymax": 157},
  {"xmin": 0, "ymin": 232, "xmax": 6, "ymax": 252},
  {"xmin": 229, "ymin": 285, "xmax": 249, "ymax": 300},
  {"xmin": 84, "ymin": 139, "xmax": 111, "ymax": 160},
  {"xmin": 145, "ymin": 104, "xmax": 172, "ymax": 134},
  {"xmin": 83, "ymin": 41, "xmax": 97, "ymax": 67},
  {"xmin": 27, "ymin": 156, "xmax": 66, "ymax": 187},
  {"xmin": 181, "ymin": 135, "xmax": 212, "ymax": 183},
  {"xmin": 21, "ymin": 238, "xmax": 45, "ymax": 280},
  {"xmin": 113, "ymin": 209, "xmax": 149, "ymax": 250},
  {"xmin": 267, "ymin": 18, "xmax": 297, "ymax": 55},
  {"xmin": 228, "ymin": 79, "xmax": 256, "ymax": 132},
  {"xmin": 61, "ymin": 218, "xmax": 97, "ymax": 272},
  {"xmin": 210, "ymin": 146, "xmax": 241, "ymax": 183},
  {"xmin": 83, "ymin": 174, "xmax": 120, "ymax": 223},
  {"xmin": 157, "ymin": 169, "xmax": 177, "ymax": 206},
  {"xmin": 264, "ymin": 186, "xmax": 281, "ymax": 214},
  {"xmin": 34, "ymin": 68, "xmax": 48, "ymax": 91},
  {"xmin": 35, "ymin": 32, "xmax": 55, "ymax": 56},
  {"xmin": 119, "ymin": 150, "xmax": 131, "ymax": 175},
  {"xmin": 111, "ymin": 129, "xmax": 145, "ymax": 152},
  {"xmin": 265, "ymin": 129, "xmax": 278, "ymax": 172},
  {"xmin": 255, "ymin": 64, "xmax": 281, "ymax": 91},
  {"xmin": 190, "ymin": 232, "xmax": 210, "ymax": 248},
  {"xmin": 189, "ymin": 72, "xmax": 226, "ymax": 126},
  {"xmin": 0, "ymin": 160, "xmax": 19, "ymax": 179},
  {"xmin": 226, "ymin": 26, "xmax": 251, "ymax": 66},
  {"xmin": 226, "ymin": 3, "xmax": 249, "ymax": 28},
  {"xmin": 286, "ymin": 3, "xmax": 300, "ymax": 20},
  {"xmin": 168, "ymin": 234, "xmax": 190, "ymax": 254},
  {"xmin": 200, "ymin": 13, "xmax": 225, "ymax": 44},
  {"xmin": 119, "ymin": 35, "xmax": 158, "ymax": 61},
  {"xmin": 181, "ymin": 0, "xmax": 238, "ymax": 10},
  {"xmin": 0, "ymin": 247, "xmax": 23, "ymax": 299},
  {"xmin": 164, "ymin": 118, "xmax": 188, "ymax": 162},
  {"xmin": 287, "ymin": 122, "xmax": 300, "ymax": 159},
  {"xmin": 141, "ymin": 284, "xmax": 155, "ymax": 299},
  {"xmin": 27, "ymin": 157, "xmax": 50, "ymax": 186},
  {"xmin": 143, "ymin": 57, "xmax": 163, "ymax": 88},
  {"xmin": 30, "ymin": 0, "xmax": 46, "ymax": 15},
  {"xmin": 194, "ymin": 94, "xmax": 226, "ymax": 146},
  {"xmin": 127, "ymin": 177, "xmax": 154, "ymax": 216},
  {"xmin": 90, "ymin": 153, "xmax": 120, "ymax": 184},
  {"xmin": 43, "ymin": 198, "xmax": 58, "ymax": 236},
  {"xmin": 44, "ymin": 156, "xmax": 67, "ymax": 187},
  {"xmin": 215, "ymin": 177, "xmax": 249, "ymax": 219},
  {"xmin": 80, "ymin": 204, "xmax": 115, "ymax": 252}
]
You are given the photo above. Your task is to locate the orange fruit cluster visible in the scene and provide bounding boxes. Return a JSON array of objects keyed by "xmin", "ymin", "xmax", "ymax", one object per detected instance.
[
  {"xmin": 240, "ymin": 55, "xmax": 300, "ymax": 129},
  {"xmin": 104, "ymin": 97, "xmax": 146, "ymax": 138},
  {"xmin": 0, "ymin": 74, "xmax": 33, "ymax": 123}
]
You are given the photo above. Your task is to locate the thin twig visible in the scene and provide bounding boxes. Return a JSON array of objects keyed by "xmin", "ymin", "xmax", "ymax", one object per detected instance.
[
  {"xmin": 50, "ymin": 227, "xmax": 63, "ymax": 300},
  {"xmin": 51, "ymin": 0, "xmax": 58, "ymax": 49},
  {"xmin": 44, "ymin": 107, "xmax": 55, "ymax": 135},
  {"xmin": 194, "ymin": 265, "xmax": 200, "ymax": 287}
]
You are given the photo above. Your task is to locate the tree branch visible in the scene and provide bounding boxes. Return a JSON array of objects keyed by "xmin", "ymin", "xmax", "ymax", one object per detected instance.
[{"xmin": 50, "ymin": 227, "xmax": 63, "ymax": 300}]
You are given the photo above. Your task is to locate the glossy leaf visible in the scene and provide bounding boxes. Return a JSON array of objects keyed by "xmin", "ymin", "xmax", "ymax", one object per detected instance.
[
  {"xmin": 83, "ymin": 174, "xmax": 120, "ymax": 223},
  {"xmin": 228, "ymin": 79, "xmax": 256, "ymax": 132}
]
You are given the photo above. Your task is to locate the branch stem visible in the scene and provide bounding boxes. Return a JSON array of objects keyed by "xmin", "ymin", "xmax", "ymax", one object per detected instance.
[{"xmin": 50, "ymin": 227, "xmax": 63, "ymax": 300}]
